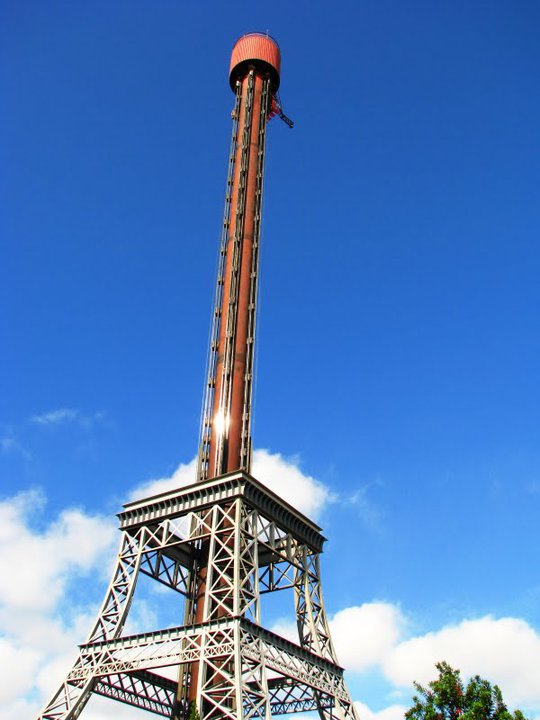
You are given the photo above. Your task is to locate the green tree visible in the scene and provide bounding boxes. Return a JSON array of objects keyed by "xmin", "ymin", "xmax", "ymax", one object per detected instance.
[
  {"xmin": 186, "ymin": 700, "xmax": 200, "ymax": 720},
  {"xmin": 405, "ymin": 661, "xmax": 527, "ymax": 720}
]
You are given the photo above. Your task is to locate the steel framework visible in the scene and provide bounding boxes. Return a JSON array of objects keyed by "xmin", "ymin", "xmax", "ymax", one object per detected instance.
[
  {"xmin": 38, "ymin": 33, "xmax": 360, "ymax": 720},
  {"xmin": 38, "ymin": 472, "xmax": 359, "ymax": 720}
]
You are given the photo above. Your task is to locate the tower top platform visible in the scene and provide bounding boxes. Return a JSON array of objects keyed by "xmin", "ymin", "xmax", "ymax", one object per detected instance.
[
  {"xmin": 229, "ymin": 32, "xmax": 281, "ymax": 91},
  {"xmin": 120, "ymin": 470, "xmax": 325, "ymax": 552}
]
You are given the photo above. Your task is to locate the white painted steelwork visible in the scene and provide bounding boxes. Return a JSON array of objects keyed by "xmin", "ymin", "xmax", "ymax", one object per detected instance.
[{"xmin": 37, "ymin": 472, "xmax": 359, "ymax": 720}]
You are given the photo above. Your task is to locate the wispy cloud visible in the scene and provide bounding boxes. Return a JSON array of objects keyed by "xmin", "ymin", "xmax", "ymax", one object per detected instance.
[
  {"xmin": 30, "ymin": 409, "xmax": 105, "ymax": 429},
  {"xmin": 525, "ymin": 481, "xmax": 540, "ymax": 496},
  {"xmin": 0, "ymin": 433, "xmax": 30, "ymax": 461},
  {"xmin": 1, "ymin": 436, "xmax": 18, "ymax": 452},
  {"xmin": 348, "ymin": 483, "xmax": 385, "ymax": 530}
]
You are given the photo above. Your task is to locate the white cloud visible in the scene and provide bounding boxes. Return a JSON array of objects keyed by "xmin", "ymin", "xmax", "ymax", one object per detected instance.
[
  {"xmin": 1, "ymin": 436, "xmax": 18, "ymax": 452},
  {"xmin": 252, "ymin": 449, "xmax": 334, "ymax": 520},
  {"xmin": 30, "ymin": 408, "xmax": 80, "ymax": 425},
  {"xmin": 331, "ymin": 603, "xmax": 405, "ymax": 672},
  {"xmin": 383, "ymin": 615, "xmax": 540, "ymax": 710},
  {"xmin": 0, "ymin": 433, "xmax": 30, "ymax": 459},
  {"xmin": 270, "ymin": 617, "xmax": 298, "ymax": 643},
  {"xmin": 0, "ymin": 490, "xmax": 116, "ymax": 612},
  {"xmin": 273, "ymin": 603, "xmax": 405, "ymax": 674},
  {"xmin": 325, "ymin": 603, "xmax": 540, "ymax": 715},
  {"xmin": 0, "ymin": 490, "xmax": 117, "ymax": 720},
  {"xmin": 30, "ymin": 408, "xmax": 104, "ymax": 428},
  {"xmin": 130, "ymin": 449, "xmax": 334, "ymax": 521},
  {"xmin": 0, "ymin": 637, "xmax": 41, "ymax": 703},
  {"xmin": 129, "ymin": 457, "xmax": 198, "ymax": 500},
  {"xmin": 84, "ymin": 694, "xmax": 155, "ymax": 718},
  {"xmin": 354, "ymin": 700, "xmax": 408, "ymax": 720},
  {"xmin": 348, "ymin": 484, "xmax": 384, "ymax": 530}
]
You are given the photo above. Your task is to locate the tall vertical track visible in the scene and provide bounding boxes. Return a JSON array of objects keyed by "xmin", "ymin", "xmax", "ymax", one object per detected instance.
[
  {"xmin": 198, "ymin": 73, "xmax": 270, "ymax": 482},
  {"xmin": 198, "ymin": 85, "xmax": 242, "ymax": 482},
  {"xmin": 240, "ymin": 77, "xmax": 269, "ymax": 473}
]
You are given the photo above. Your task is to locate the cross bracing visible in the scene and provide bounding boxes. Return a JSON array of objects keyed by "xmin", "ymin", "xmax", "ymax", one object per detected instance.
[
  {"xmin": 93, "ymin": 671, "xmax": 177, "ymax": 716},
  {"xmin": 38, "ymin": 472, "xmax": 359, "ymax": 720},
  {"xmin": 94, "ymin": 672, "xmax": 334, "ymax": 718}
]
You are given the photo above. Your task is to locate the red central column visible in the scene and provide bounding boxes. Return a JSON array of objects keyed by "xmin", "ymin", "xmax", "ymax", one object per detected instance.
[
  {"xmin": 208, "ymin": 72, "xmax": 263, "ymax": 477},
  {"xmin": 180, "ymin": 33, "xmax": 282, "ymax": 717},
  {"xmin": 200, "ymin": 33, "xmax": 281, "ymax": 482}
]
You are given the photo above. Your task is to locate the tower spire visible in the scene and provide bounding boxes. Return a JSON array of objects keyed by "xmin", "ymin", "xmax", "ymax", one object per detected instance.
[{"xmin": 198, "ymin": 33, "xmax": 281, "ymax": 482}]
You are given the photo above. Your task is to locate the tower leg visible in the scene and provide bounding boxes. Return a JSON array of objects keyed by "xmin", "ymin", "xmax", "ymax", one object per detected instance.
[
  {"xmin": 38, "ymin": 531, "xmax": 145, "ymax": 720},
  {"xmin": 295, "ymin": 548, "xmax": 359, "ymax": 720}
]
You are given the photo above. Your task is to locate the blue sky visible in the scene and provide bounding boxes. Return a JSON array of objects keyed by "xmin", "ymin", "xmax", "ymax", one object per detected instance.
[{"xmin": 2, "ymin": 2, "xmax": 540, "ymax": 718}]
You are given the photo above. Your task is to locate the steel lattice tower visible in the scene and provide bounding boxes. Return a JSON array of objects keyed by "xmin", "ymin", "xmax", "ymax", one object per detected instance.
[{"xmin": 38, "ymin": 33, "xmax": 360, "ymax": 720}]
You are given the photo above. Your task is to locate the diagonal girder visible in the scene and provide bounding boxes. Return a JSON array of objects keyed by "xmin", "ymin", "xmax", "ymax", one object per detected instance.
[
  {"xmin": 93, "ymin": 671, "xmax": 177, "ymax": 716},
  {"xmin": 139, "ymin": 548, "xmax": 192, "ymax": 596},
  {"xmin": 264, "ymin": 678, "xmax": 334, "ymax": 716}
]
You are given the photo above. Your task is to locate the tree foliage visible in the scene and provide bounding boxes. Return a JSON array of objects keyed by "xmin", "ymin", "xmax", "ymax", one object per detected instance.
[
  {"xmin": 405, "ymin": 661, "xmax": 527, "ymax": 720},
  {"xmin": 186, "ymin": 700, "xmax": 200, "ymax": 720}
]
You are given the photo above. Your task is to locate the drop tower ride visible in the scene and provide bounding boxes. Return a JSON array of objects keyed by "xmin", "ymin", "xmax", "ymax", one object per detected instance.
[
  {"xmin": 38, "ymin": 33, "xmax": 359, "ymax": 720},
  {"xmin": 198, "ymin": 32, "xmax": 283, "ymax": 483}
]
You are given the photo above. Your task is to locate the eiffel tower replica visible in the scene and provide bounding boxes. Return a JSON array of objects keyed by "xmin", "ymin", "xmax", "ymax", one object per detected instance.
[{"xmin": 39, "ymin": 33, "xmax": 360, "ymax": 720}]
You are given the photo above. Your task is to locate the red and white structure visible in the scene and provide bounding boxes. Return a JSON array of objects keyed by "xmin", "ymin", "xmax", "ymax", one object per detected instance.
[{"xmin": 38, "ymin": 33, "xmax": 359, "ymax": 720}]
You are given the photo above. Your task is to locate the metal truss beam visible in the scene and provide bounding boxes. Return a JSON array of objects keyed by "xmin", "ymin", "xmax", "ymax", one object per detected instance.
[
  {"xmin": 93, "ymin": 670, "xmax": 176, "ymax": 716},
  {"xmin": 38, "ymin": 471, "xmax": 359, "ymax": 720},
  {"xmin": 69, "ymin": 619, "xmax": 345, "ymax": 700},
  {"xmin": 265, "ymin": 679, "xmax": 334, "ymax": 716}
]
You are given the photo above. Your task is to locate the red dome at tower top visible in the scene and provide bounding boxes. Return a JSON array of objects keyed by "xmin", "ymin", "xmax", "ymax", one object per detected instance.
[{"xmin": 229, "ymin": 32, "xmax": 281, "ymax": 91}]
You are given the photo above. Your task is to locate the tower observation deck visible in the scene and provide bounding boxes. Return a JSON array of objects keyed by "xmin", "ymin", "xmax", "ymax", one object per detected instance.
[{"xmin": 37, "ymin": 33, "xmax": 360, "ymax": 720}]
